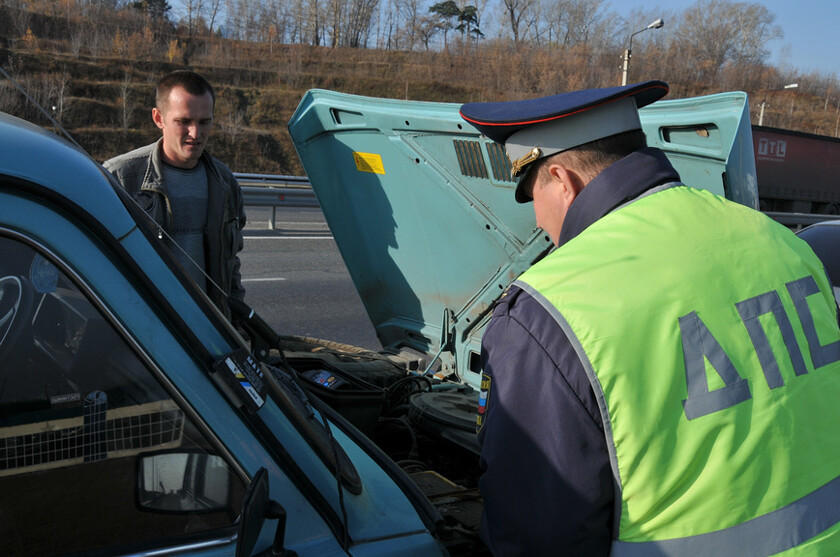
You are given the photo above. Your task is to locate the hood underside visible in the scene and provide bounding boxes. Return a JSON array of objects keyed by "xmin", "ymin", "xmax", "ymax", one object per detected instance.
[{"xmin": 287, "ymin": 90, "xmax": 756, "ymax": 390}]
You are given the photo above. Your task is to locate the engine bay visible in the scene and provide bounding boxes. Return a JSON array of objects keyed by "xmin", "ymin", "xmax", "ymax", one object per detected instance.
[{"xmin": 272, "ymin": 335, "xmax": 486, "ymax": 554}]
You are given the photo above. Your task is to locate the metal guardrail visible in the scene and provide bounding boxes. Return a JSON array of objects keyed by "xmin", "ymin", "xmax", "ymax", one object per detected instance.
[
  {"xmin": 236, "ymin": 173, "xmax": 312, "ymax": 189},
  {"xmin": 235, "ymin": 173, "xmax": 317, "ymax": 229},
  {"xmin": 236, "ymin": 173, "xmax": 840, "ymax": 232}
]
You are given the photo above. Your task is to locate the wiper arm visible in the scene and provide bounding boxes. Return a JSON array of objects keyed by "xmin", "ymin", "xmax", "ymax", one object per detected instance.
[
  {"xmin": 226, "ymin": 297, "xmax": 357, "ymax": 546},
  {"xmin": 228, "ymin": 297, "xmax": 284, "ymax": 363}
]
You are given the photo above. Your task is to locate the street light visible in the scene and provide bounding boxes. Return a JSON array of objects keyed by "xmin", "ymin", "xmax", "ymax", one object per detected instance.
[
  {"xmin": 621, "ymin": 18, "xmax": 664, "ymax": 86},
  {"xmin": 758, "ymin": 83, "xmax": 798, "ymax": 126}
]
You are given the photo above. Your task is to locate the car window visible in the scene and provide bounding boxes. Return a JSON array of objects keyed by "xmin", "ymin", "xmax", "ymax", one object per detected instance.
[{"xmin": 0, "ymin": 235, "xmax": 246, "ymax": 556}]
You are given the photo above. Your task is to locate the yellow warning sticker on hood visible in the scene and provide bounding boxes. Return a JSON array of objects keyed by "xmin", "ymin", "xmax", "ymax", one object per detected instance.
[{"xmin": 353, "ymin": 152, "xmax": 385, "ymax": 175}]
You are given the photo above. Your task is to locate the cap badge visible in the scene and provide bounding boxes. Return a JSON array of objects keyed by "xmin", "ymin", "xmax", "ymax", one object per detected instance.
[{"xmin": 510, "ymin": 147, "xmax": 542, "ymax": 178}]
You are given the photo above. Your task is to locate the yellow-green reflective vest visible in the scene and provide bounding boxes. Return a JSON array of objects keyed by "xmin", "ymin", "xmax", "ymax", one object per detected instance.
[{"xmin": 516, "ymin": 184, "xmax": 840, "ymax": 556}]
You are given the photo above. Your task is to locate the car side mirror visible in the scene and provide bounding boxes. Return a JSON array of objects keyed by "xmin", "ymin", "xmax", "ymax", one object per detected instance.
[{"xmin": 237, "ymin": 467, "xmax": 298, "ymax": 557}]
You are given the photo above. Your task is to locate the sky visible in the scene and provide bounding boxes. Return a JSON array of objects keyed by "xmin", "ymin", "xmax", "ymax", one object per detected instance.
[{"xmin": 612, "ymin": 0, "xmax": 838, "ymax": 78}]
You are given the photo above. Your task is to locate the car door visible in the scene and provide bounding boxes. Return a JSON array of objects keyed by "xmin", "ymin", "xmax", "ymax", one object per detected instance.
[{"xmin": 0, "ymin": 231, "xmax": 248, "ymax": 555}]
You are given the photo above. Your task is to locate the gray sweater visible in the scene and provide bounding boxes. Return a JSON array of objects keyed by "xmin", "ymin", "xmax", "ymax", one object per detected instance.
[{"xmin": 104, "ymin": 139, "xmax": 246, "ymax": 315}]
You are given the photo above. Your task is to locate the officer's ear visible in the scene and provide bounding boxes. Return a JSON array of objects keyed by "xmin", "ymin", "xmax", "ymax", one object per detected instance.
[{"xmin": 545, "ymin": 163, "xmax": 585, "ymax": 205}]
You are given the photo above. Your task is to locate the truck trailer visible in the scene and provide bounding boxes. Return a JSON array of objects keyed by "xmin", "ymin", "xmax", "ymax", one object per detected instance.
[{"xmin": 753, "ymin": 125, "xmax": 840, "ymax": 215}]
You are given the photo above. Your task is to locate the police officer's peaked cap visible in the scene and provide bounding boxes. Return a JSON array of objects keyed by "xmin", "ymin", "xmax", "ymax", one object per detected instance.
[{"xmin": 459, "ymin": 80, "xmax": 669, "ymax": 202}]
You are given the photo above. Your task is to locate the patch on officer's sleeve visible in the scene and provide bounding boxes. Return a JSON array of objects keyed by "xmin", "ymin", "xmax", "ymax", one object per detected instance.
[{"xmin": 476, "ymin": 372, "xmax": 491, "ymax": 434}]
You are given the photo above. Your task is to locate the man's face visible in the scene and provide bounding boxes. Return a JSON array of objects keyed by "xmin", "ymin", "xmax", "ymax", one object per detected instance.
[{"xmin": 152, "ymin": 86, "xmax": 214, "ymax": 169}]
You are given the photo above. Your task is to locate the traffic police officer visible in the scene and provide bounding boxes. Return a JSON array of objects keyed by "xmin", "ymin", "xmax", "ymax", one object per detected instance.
[{"xmin": 460, "ymin": 81, "xmax": 840, "ymax": 555}]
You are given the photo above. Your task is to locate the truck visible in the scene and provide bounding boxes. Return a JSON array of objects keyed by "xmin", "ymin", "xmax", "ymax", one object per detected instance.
[
  {"xmin": 2, "ymin": 87, "xmax": 800, "ymax": 556},
  {"xmin": 0, "ymin": 111, "xmax": 472, "ymax": 556},
  {"xmin": 752, "ymin": 125, "xmax": 840, "ymax": 215}
]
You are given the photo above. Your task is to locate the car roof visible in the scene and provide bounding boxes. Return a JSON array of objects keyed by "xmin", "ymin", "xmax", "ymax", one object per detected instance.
[
  {"xmin": 797, "ymin": 219, "xmax": 840, "ymax": 291},
  {"xmin": 0, "ymin": 112, "xmax": 135, "ymax": 240}
]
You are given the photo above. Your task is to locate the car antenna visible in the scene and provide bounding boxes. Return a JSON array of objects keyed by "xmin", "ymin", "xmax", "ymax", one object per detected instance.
[{"xmin": 0, "ymin": 63, "xmax": 85, "ymax": 152}]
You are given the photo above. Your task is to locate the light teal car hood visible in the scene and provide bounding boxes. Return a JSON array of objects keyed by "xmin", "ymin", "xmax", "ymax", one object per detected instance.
[{"xmin": 288, "ymin": 89, "xmax": 757, "ymax": 391}]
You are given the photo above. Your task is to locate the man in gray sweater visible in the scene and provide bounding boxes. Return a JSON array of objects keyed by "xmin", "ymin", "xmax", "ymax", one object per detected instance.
[{"xmin": 104, "ymin": 70, "xmax": 245, "ymax": 317}]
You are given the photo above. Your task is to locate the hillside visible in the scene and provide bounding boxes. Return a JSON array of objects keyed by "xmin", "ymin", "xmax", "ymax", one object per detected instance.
[
  {"xmin": 1, "ymin": 41, "xmax": 489, "ymax": 174},
  {"xmin": 1, "ymin": 5, "xmax": 837, "ymax": 175}
]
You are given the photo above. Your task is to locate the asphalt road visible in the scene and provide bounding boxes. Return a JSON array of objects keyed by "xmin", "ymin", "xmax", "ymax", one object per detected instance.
[{"xmin": 239, "ymin": 206, "xmax": 383, "ymax": 351}]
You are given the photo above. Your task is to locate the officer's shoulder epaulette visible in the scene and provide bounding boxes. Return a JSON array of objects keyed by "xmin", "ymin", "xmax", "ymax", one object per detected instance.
[{"xmin": 493, "ymin": 283, "xmax": 524, "ymax": 310}]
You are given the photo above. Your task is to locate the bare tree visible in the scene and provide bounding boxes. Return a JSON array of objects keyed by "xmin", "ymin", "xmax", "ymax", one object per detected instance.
[
  {"xmin": 393, "ymin": 0, "xmax": 424, "ymax": 49},
  {"xmin": 206, "ymin": 0, "xmax": 223, "ymax": 34},
  {"xmin": 325, "ymin": 0, "xmax": 377, "ymax": 48},
  {"xmin": 345, "ymin": 0, "xmax": 378, "ymax": 46},
  {"xmin": 5, "ymin": 0, "xmax": 33, "ymax": 40},
  {"xmin": 18, "ymin": 71, "xmax": 72, "ymax": 126},
  {"xmin": 501, "ymin": 0, "xmax": 536, "ymax": 45},
  {"xmin": 69, "ymin": 25, "xmax": 86, "ymax": 57},
  {"xmin": 257, "ymin": 0, "xmax": 291, "ymax": 48},
  {"xmin": 0, "ymin": 81, "xmax": 22, "ymax": 116},
  {"xmin": 675, "ymin": 0, "xmax": 782, "ymax": 80},
  {"xmin": 304, "ymin": 0, "xmax": 324, "ymax": 45},
  {"xmin": 416, "ymin": 15, "xmax": 441, "ymax": 50},
  {"xmin": 132, "ymin": 0, "xmax": 172, "ymax": 23},
  {"xmin": 550, "ymin": 0, "xmax": 605, "ymax": 48},
  {"xmin": 0, "ymin": 56, "xmax": 24, "ymax": 116},
  {"xmin": 178, "ymin": 0, "xmax": 204, "ymax": 37},
  {"xmin": 119, "ymin": 72, "xmax": 134, "ymax": 133},
  {"xmin": 224, "ymin": 0, "xmax": 260, "ymax": 41},
  {"xmin": 288, "ymin": 0, "xmax": 307, "ymax": 43},
  {"xmin": 325, "ymin": 0, "xmax": 344, "ymax": 46},
  {"xmin": 379, "ymin": 0, "xmax": 397, "ymax": 48},
  {"xmin": 218, "ymin": 90, "xmax": 248, "ymax": 144},
  {"xmin": 289, "ymin": 0, "xmax": 309, "ymax": 43}
]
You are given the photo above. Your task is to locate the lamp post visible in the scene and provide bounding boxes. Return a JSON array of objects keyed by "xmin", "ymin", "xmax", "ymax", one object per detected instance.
[
  {"xmin": 758, "ymin": 83, "xmax": 798, "ymax": 126},
  {"xmin": 621, "ymin": 18, "xmax": 664, "ymax": 86}
]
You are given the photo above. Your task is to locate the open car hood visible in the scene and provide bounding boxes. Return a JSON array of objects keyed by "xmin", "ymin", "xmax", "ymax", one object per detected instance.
[{"xmin": 288, "ymin": 89, "xmax": 756, "ymax": 391}]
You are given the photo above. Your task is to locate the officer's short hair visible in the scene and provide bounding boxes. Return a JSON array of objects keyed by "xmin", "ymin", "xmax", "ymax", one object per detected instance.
[
  {"xmin": 156, "ymin": 70, "xmax": 215, "ymax": 110},
  {"xmin": 536, "ymin": 129, "xmax": 648, "ymax": 184}
]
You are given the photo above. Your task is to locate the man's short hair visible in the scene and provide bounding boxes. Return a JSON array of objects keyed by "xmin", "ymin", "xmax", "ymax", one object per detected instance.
[
  {"xmin": 156, "ymin": 70, "xmax": 215, "ymax": 110},
  {"xmin": 536, "ymin": 129, "xmax": 648, "ymax": 185}
]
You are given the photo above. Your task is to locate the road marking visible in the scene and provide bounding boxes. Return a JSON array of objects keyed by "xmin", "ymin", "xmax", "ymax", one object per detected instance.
[
  {"xmin": 242, "ymin": 278, "xmax": 288, "ymax": 282},
  {"xmin": 249, "ymin": 221, "xmax": 327, "ymax": 226},
  {"xmin": 244, "ymin": 236, "xmax": 333, "ymax": 240}
]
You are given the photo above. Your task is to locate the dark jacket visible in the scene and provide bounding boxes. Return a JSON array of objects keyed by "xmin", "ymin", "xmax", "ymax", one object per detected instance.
[
  {"xmin": 477, "ymin": 148, "xmax": 680, "ymax": 556},
  {"xmin": 103, "ymin": 139, "xmax": 246, "ymax": 315}
]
